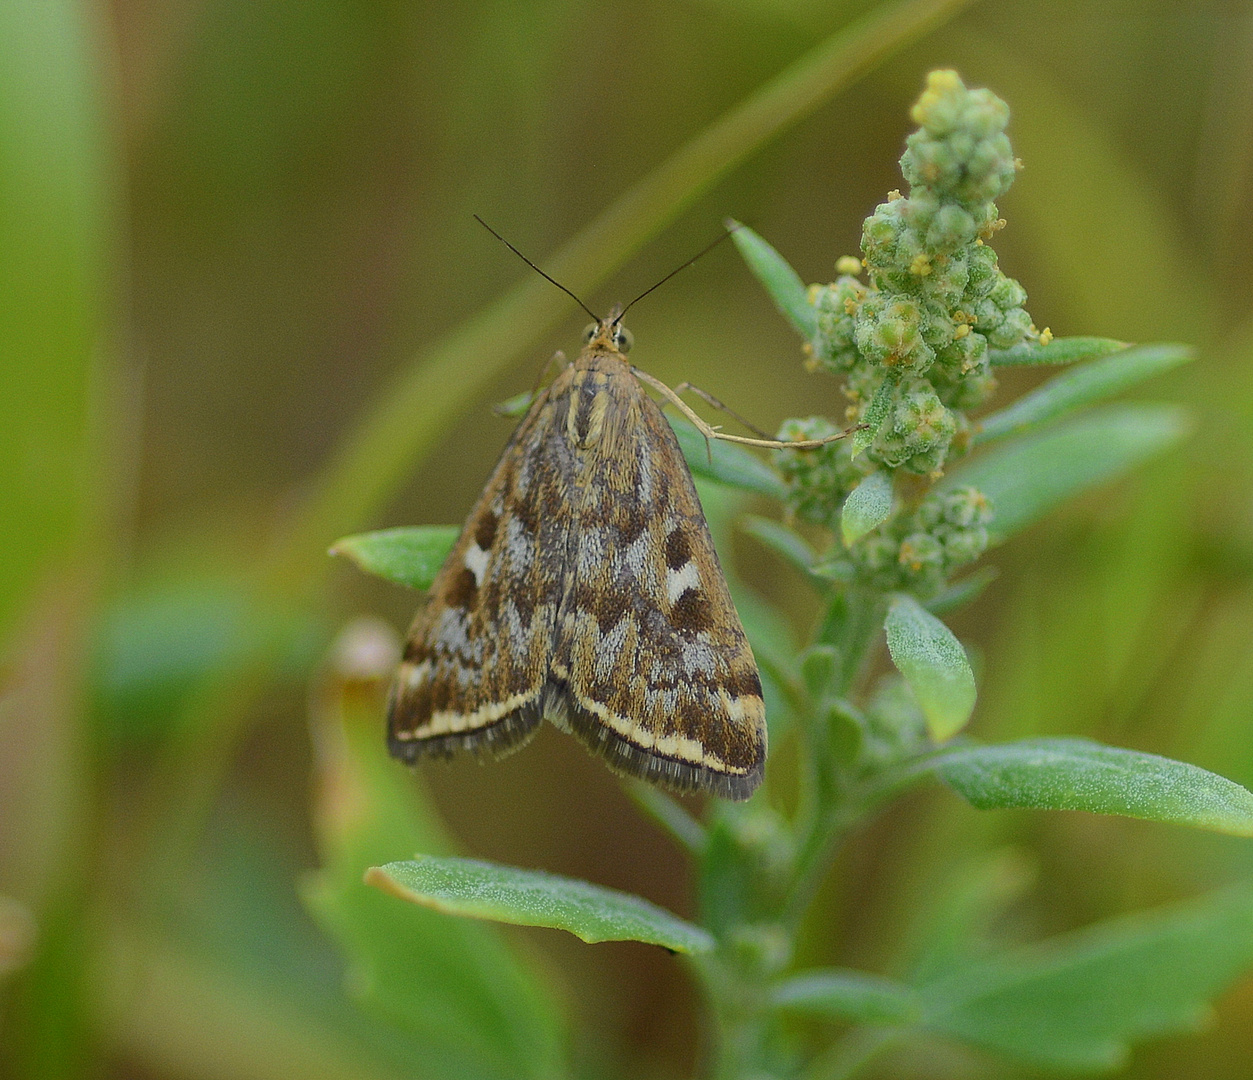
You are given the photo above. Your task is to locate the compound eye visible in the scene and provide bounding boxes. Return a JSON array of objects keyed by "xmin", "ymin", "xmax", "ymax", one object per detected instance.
[
  {"xmin": 613, "ymin": 325, "xmax": 633, "ymax": 353},
  {"xmin": 583, "ymin": 322, "xmax": 598, "ymax": 343}
]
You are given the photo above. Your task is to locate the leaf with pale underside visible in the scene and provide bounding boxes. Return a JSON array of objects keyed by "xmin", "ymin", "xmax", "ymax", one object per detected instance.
[
  {"xmin": 941, "ymin": 404, "xmax": 1190, "ymax": 544},
  {"xmin": 989, "ymin": 335, "xmax": 1126, "ymax": 366}
]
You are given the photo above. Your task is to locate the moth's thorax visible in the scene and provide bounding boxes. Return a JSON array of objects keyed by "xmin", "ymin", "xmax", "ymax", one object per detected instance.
[{"xmin": 562, "ymin": 345, "xmax": 634, "ymax": 450}]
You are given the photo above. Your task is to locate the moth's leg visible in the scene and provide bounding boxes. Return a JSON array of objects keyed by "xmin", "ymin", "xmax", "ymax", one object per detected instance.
[
  {"xmin": 632, "ymin": 366, "xmax": 864, "ymax": 450},
  {"xmin": 671, "ymin": 380, "xmax": 772, "ymax": 440}
]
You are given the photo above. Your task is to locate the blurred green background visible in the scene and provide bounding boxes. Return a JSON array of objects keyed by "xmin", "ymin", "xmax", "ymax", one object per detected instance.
[{"xmin": 3, "ymin": 0, "xmax": 1253, "ymax": 1076}]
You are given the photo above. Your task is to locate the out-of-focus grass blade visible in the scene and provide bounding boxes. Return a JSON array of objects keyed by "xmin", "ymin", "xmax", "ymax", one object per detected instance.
[
  {"xmin": 740, "ymin": 515, "xmax": 818, "ymax": 573},
  {"xmin": 919, "ymin": 886, "xmax": 1253, "ymax": 1071},
  {"xmin": 727, "ymin": 220, "xmax": 817, "ymax": 339},
  {"xmin": 975, "ymin": 343, "xmax": 1193, "ymax": 445},
  {"xmin": 942, "ymin": 404, "xmax": 1191, "ymax": 544}
]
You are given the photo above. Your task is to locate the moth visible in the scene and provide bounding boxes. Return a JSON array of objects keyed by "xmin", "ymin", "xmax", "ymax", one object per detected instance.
[{"xmin": 388, "ymin": 228, "xmax": 850, "ymax": 799}]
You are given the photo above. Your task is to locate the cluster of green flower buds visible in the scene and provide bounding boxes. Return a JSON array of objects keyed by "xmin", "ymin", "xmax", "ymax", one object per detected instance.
[
  {"xmin": 771, "ymin": 71, "xmax": 1038, "ymax": 598},
  {"xmin": 851, "ymin": 485, "xmax": 993, "ymax": 596},
  {"xmin": 774, "ymin": 416, "xmax": 870, "ymax": 526},
  {"xmin": 806, "ymin": 70, "xmax": 1042, "ymax": 475}
]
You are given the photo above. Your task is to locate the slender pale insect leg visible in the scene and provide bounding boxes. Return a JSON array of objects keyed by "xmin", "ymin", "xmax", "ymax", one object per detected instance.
[{"xmin": 632, "ymin": 366, "xmax": 864, "ymax": 451}]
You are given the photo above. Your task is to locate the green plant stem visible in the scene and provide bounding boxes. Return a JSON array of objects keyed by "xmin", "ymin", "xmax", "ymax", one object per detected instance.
[{"xmin": 133, "ymin": 0, "xmax": 976, "ymax": 888}]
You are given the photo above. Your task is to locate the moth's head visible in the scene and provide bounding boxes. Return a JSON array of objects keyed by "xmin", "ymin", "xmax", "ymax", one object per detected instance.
[{"xmin": 583, "ymin": 307, "xmax": 633, "ymax": 355}]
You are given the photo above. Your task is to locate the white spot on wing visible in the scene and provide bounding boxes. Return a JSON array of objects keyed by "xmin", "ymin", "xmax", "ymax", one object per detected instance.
[
  {"xmin": 666, "ymin": 561, "xmax": 701, "ymax": 605},
  {"xmin": 464, "ymin": 543, "xmax": 489, "ymax": 585}
]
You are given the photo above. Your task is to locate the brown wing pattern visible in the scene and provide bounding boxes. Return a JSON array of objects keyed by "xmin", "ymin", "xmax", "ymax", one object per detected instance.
[
  {"xmin": 547, "ymin": 362, "xmax": 767, "ymax": 799},
  {"xmin": 387, "ymin": 380, "xmax": 575, "ymax": 761}
]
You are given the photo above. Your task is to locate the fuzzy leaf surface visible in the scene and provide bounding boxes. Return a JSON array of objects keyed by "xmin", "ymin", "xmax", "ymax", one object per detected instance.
[
  {"xmin": 330, "ymin": 527, "xmax": 459, "ymax": 591},
  {"xmin": 884, "ymin": 595, "xmax": 976, "ymax": 741},
  {"xmin": 935, "ymin": 738, "xmax": 1253, "ymax": 836},
  {"xmin": 369, "ymin": 857, "xmax": 714, "ymax": 954},
  {"xmin": 989, "ymin": 336, "xmax": 1126, "ymax": 366},
  {"xmin": 841, "ymin": 471, "xmax": 893, "ymax": 546}
]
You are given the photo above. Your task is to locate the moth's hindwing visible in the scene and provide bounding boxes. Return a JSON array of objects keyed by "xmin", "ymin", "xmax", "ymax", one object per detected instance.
[
  {"xmin": 548, "ymin": 359, "xmax": 766, "ymax": 800},
  {"xmin": 388, "ymin": 385, "xmax": 572, "ymax": 761}
]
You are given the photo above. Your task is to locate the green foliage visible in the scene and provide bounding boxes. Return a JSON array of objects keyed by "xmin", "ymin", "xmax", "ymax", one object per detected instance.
[
  {"xmin": 884, "ymin": 594, "xmax": 976, "ymax": 741},
  {"xmin": 772, "ymin": 969, "xmax": 919, "ymax": 1024},
  {"xmin": 935, "ymin": 738, "xmax": 1253, "ymax": 836},
  {"xmin": 916, "ymin": 886, "xmax": 1253, "ymax": 1071},
  {"xmin": 840, "ymin": 471, "xmax": 894, "ymax": 546},
  {"xmin": 330, "ymin": 527, "xmax": 460, "ymax": 592},
  {"xmin": 331, "ymin": 71, "xmax": 1252, "ymax": 1079},
  {"xmin": 974, "ymin": 342, "xmax": 1193, "ymax": 444},
  {"xmin": 944, "ymin": 404, "xmax": 1191, "ymax": 542},
  {"xmin": 369, "ymin": 857, "xmax": 714, "ymax": 953},
  {"xmin": 11, "ymin": 4, "xmax": 1253, "ymax": 1075},
  {"xmin": 727, "ymin": 219, "xmax": 817, "ymax": 339}
]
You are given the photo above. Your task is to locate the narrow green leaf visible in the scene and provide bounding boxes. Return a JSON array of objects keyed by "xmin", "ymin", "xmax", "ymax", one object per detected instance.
[
  {"xmin": 989, "ymin": 335, "xmax": 1127, "ymax": 366},
  {"xmin": 934, "ymin": 737, "xmax": 1253, "ymax": 836},
  {"xmin": 975, "ymin": 343, "xmax": 1193, "ymax": 444},
  {"xmin": 330, "ymin": 526, "xmax": 460, "ymax": 590},
  {"xmin": 670, "ymin": 417, "xmax": 786, "ymax": 499},
  {"xmin": 920, "ymin": 886, "xmax": 1253, "ymax": 1071},
  {"xmin": 852, "ymin": 372, "xmax": 899, "ymax": 457},
  {"xmin": 841, "ymin": 471, "xmax": 894, "ymax": 546},
  {"xmin": 727, "ymin": 220, "xmax": 817, "ymax": 339},
  {"xmin": 740, "ymin": 515, "xmax": 818, "ymax": 573},
  {"xmin": 884, "ymin": 595, "xmax": 976, "ymax": 741},
  {"xmin": 942, "ymin": 404, "xmax": 1190, "ymax": 543},
  {"xmin": 369, "ymin": 856, "xmax": 714, "ymax": 954},
  {"xmin": 772, "ymin": 969, "xmax": 918, "ymax": 1024}
]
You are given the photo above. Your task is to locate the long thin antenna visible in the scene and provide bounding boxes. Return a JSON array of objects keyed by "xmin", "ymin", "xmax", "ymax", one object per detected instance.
[
  {"xmin": 473, "ymin": 215, "xmax": 598, "ymax": 322},
  {"xmin": 618, "ymin": 223, "xmax": 740, "ymax": 321}
]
